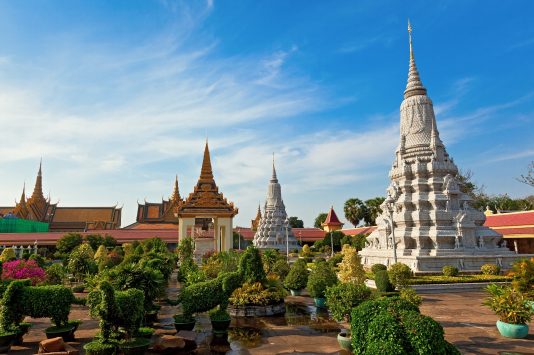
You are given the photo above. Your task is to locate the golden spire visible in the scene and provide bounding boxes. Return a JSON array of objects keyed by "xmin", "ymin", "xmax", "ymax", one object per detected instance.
[
  {"xmin": 30, "ymin": 160, "xmax": 45, "ymax": 201},
  {"xmin": 199, "ymin": 141, "xmax": 214, "ymax": 181},
  {"xmin": 171, "ymin": 175, "xmax": 181, "ymax": 202},
  {"xmin": 14, "ymin": 183, "xmax": 29, "ymax": 218},
  {"xmin": 404, "ymin": 19, "xmax": 427, "ymax": 99}
]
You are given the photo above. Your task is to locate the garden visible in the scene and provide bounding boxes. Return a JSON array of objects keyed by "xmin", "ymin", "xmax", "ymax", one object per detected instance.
[{"xmin": 0, "ymin": 233, "xmax": 532, "ymax": 354}]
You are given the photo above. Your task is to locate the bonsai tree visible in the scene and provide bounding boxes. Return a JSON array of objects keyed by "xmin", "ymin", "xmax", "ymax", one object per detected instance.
[
  {"xmin": 337, "ymin": 244, "xmax": 365, "ymax": 284},
  {"xmin": 326, "ymin": 283, "xmax": 372, "ymax": 322},
  {"xmin": 284, "ymin": 260, "xmax": 309, "ymax": 291},
  {"xmin": 307, "ymin": 260, "xmax": 338, "ymax": 299}
]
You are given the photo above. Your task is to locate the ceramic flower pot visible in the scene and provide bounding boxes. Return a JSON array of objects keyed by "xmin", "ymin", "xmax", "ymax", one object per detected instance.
[
  {"xmin": 211, "ymin": 319, "xmax": 231, "ymax": 332},
  {"xmin": 0, "ymin": 332, "xmax": 17, "ymax": 353},
  {"xmin": 496, "ymin": 320, "xmax": 529, "ymax": 339},
  {"xmin": 314, "ymin": 297, "xmax": 327, "ymax": 308},
  {"xmin": 45, "ymin": 324, "xmax": 76, "ymax": 341},
  {"xmin": 337, "ymin": 331, "xmax": 352, "ymax": 351},
  {"xmin": 174, "ymin": 319, "xmax": 196, "ymax": 332}
]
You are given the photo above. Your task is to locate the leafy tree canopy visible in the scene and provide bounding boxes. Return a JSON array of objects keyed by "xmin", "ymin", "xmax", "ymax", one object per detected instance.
[
  {"xmin": 288, "ymin": 216, "xmax": 304, "ymax": 228},
  {"xmin": 314, "ymin": 213, "xmax": 328, "ymax": 229}
]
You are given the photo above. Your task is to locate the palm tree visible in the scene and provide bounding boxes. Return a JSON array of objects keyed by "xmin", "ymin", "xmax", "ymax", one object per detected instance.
[
  {"xmin": 364, "ymin": 197, "xmax": 386, "ymax": 226},
  {"xmin": 344, "ymin": 198, "xmax": 367, "ymax": 227}
]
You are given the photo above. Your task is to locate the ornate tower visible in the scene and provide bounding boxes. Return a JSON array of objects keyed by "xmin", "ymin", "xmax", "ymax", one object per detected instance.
[
  {"xmin": 253, "ymin": 158, "xmax": 300, "ymax": 251},
  {"xmin": 322, "ymin": 206, "xmax": 344, "ymax": 232},
  {"xmin": 26, "ymin": 161, "xmax": 53, "ymax": 222},
  {"xmin": 359, "ymin": 22, "xmax": 520, "ymax": 272}
]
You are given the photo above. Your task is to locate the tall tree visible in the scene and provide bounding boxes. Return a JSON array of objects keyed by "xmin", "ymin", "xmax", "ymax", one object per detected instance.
[
  {"xmin": 517, "ymin": 161, "xmax": 534, "ymax": 188},
  {"xmin": 288, "ymin": 216, "xmax": 304, "ymax": 228},
  {"xmin": 364, "ymin": 197, "xmax": 385, "ymax": 226},
  {"xmin": 344, "ymin": 198, "xmax": 368, "ymax": 227},
  {"xmin": 314, "ymin": 213, "xmax": 328, "ymax": 229}
]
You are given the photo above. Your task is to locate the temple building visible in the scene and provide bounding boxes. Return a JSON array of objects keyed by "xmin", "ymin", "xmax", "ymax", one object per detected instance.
[
  {"xmin": 322, "ymin": 206, "xmax": 344, "ymax": 232},
  {"xmin": 0, "ymin": 162, "xmax": 121, "ymax": 232},
  {"xmin": 125, "ymin": 176, "xmax": 183, "ymax": 230},
  {"xmin": 177, "ymin": 141, "xmax": 238, "ymax": 253},
  {"xmin": 251, "ymin": 205, "xmax": 262, "ymax": 231},
  {"xmin": 359, "ymin": 22, "xmax": 529, "ymax": 272},
  {"xmin": 253, "ymin": 159, "xmax": 300, "ymax": 251}
]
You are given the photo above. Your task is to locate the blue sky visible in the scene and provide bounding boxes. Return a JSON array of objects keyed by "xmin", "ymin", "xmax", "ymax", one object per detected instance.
[{"xmin": 0, "ymin": 0, "xmax": 532, "ymax": 227}]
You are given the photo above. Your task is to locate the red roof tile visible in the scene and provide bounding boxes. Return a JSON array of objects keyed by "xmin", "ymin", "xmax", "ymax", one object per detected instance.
[
  {"xmin": 322, "ymin": 207, "xmax": 343, "ymax": 226},
  {"xmin": 484, "ymin": 210, "xmax": 534, "ymax": 228}
]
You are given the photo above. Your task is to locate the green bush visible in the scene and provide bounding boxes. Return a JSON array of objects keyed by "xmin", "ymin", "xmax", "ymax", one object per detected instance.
[
  {"xmin": 83, "ymin": 340, "xmax": 116, "ymax": 354},
  {"xmin": 229, "ymin": 282, "xmax": 286, "ymax": 306},
  {"xmin": 45, "ymin": 263, "xmax": 66, "ymax": 285},
  {"xmin": 115, "ymin": 288, "xmax": 145, "ymax": 338},
  {"xmin": 350, "ymin": 297, "xmax": 458, "ymax": 355},
  {"xmin": 375, "ymin": 270, "xmax": 394, "ymax": 292},
  {"xmin": 327, "ymin": 253, "xmax": 343, "ymax": 268},
  {"xmin": 442, "ymin": 265, "xmax": 459, "ymax": 277},
  {"xmin": 481, "ymin": 263, "xmax": 501, "ymax": 276},
  {"xmin": 483, "ymin": 284, "xmax": 533, "ymax": 324},
  {"xmin": 272, "ymin": 259, "xmax": 290, "ymax": 280},
  {"xmin": 325, "ymin": 283, "xmax": 372, "ymax": 321},
  {"xmin": 0, "ymin": 248, "xmax": 16, "ymax": 262},
  {"xmin": 371, "ymin": 264, "xmax": 387, "ymax": 274},
  {"xmin": 399, "ymin": 288, "xmax": 422, "ymax": 307},
  {"xmin": 306, "ymin": 260, "xmax": 338, "ymax": 298},
  {"xmin": 239, "ymin": 246, "xmax": 266, "ymax": 284},
  {"xmin": 20, "ymin": 285, "xmax": 75, "ymax": 327},
  {"xmin": 180, "ymin": 271, "xmax": 242, "ymax": 317},
  {"xmin": 185, "ymin": 269, "xmax": 207, "ymax": 286},
  {"xmin": 388, "ymin": 263, "xmax": 412, "ymax": 289},
  {"xmin": 209, "ymin": 306, "xmax": 231, "ymax": 321},
  {"xmin": 284, "ymin": 261, "xmax": 309, "ymax": 291}
]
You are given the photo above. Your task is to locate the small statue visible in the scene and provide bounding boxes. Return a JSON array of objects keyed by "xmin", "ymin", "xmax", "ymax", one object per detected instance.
[
  {"xmin": 454, "ymin": 234, "xmax": 462, "ymax": 249},
  {"xmin": 458, "ymin": 259, "xmax": 465, "ymax": 270},
  {"xmin": 478, "ymin": 236, "xmax": 485, "ymax": 249},
  {"xmin": 502, "ymin": 240, "xmax": 507, "ymax": 249}
]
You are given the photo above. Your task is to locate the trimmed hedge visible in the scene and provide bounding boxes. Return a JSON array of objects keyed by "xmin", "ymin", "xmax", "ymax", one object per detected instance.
[
  {"xmin": 350, "ymin": 297, "xmax": 459, "ymax": 355},
  {"xmin": 481, "ymin": 263, "xmax": 501, "ymax": 276},
  {"xmin": 375, "ymin": 270, "xmax": 394, "ymax": 292},
  {"xmin": 442, "ymin": 265, "xmax": 459, "ymax": 277},
  {"xmin": 371, "ymin": 264, "xmax": 387, "ymax": 274},
  {"xmin": 180, "ymin": 271, "xmax": 242, "ymax": 317}
]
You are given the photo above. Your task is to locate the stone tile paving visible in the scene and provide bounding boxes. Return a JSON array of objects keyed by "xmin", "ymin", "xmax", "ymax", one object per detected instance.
[{"xmin": 420, "ymin": 291, "xmax": 534, "ymax": 355}]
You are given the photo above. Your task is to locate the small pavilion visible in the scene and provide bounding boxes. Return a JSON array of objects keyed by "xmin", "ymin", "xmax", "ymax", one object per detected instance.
[
  {"xmin": 177, "ymin": 142, "xmax": 238, "ymax": 253},
  {"xmin": 321, "ymin": 206, "xmax": 344, "ymax": 232}
]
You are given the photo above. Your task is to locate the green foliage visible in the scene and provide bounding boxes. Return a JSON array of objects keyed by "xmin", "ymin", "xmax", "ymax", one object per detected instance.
[
  {"xmin": 201, "ymin": 250, "xmax": 240, "ymax": 279},
  {"xmin": 388, "ymin": 263, "xmax": 412, "ymax": 289},
  {"xmin": 68, "ymin": 244, "xmax": 98, "ymax": 280},
  {"xmin": 442, "ymin": 265, "xmax": 459, "ymax": 277},
  {"xmin": 83, "ymin": 340, "xmax": 116, "ymax": 354},
  {"xmin": 115, "ymin": 288, "xmax": 145, "ymax": 339},
  {"xmin": 344, "ymin": 198, "xmax": 368, "ymax": 227},
  {"xmin": 483, "ymin": 284, "xmax": 533, "ymax": 324},
  {"xmin": 307, "ymin": 260, "xmax": 338, "ymax": 298},
  {"xmin": 209, "ymin": 306, "xmax": 231, "ymax": 321},
  {"xmin": 272, "ymin": 259, "xmax": 290, "ymax": 280},
  {"xmin": 375, "ymin": 270, "xmax": 394, "ymax": 292},
  {"xmin": 229, "ymin": 281, "xmax": 286, "ymax": 306},
  {"xmin": 409, "ymin": 274, "xmax": 510, "ymax": 284},
  {"xmin": 0, "ymin": 248, "xmax": 16, "ymax": 262},
  {"xmin": 510, "ymin": 257, "xmax": 534, "ymax": 298},
  {"xmin": 185, "ymin": 269, "xmax": 207, "ymax": 286},
  {"xmin": 371, "ymin": 263, "xmax": 387, "ymax": 274},
  {"xmin": 364, "ymin": 197, "xmax": 386, "ymax": 226},
  {"xmin": 325, "ymin": 283, "xmax": 372, "ymax": 321},
  {"xmin": 0, "ymin": 280, "xmax": 29, "ymax": 332},
  {"xmin": 340, "ymin": 234, "xmax": 368, "ymax": 251},
  {"xmin": 29, "ymin": 254, "xmax": 46, "ymax": 268},
  {"xmin": 288, "ymin": 216, "xmax": 304, "ymax": 228},
  {"xmin": 239, "ymin": 246, "xmax": 266, "ymax": 284},
  {"xmin": 481, "ymin": 263, "xmax": 501, "ymax": 275},
  {"xmin": 180, "ymin": 271, "xmax": 242, "ymax": 317},
  {"xmin": 284, "ymin": 261, "xmax": 309, "ymax": 290},
  {"xmin": 399, "ymin": 288, "xmax": 422, "ymax": 307},
  {"xmin": 136, "ymin": 327, "xmax": 154, "ymax": 337},
  {"xmin": 177, "ymin": 237, "xmax": 196, "ymax": 282},
  {"xmin": 262, "ymin": 248, "xmax": 282, "ymax": 274},
  {"xmin": 366, "ymin": 312, "xmax": 407, "ymax": 354},
  {"xmin": 337, "ymin": 244, "xmax": 366, "ymax": 284},
  {"xmin": 300, "ymin": 244, "xmax": 312, "ymax": 258},
  {"xmin": 314, "ymin": 213, "xmax": 328, "ymax": 229},
  {"xmin": 141, "ymin": 237, "xmax": 168, "ymax": 254},
  {"xmin": 56, "ymin": 233, "xmax": 83, "ymax": 260},
  {"xmin": 327, "ymin": 253, "xmax": 343, "ymax": 268}
]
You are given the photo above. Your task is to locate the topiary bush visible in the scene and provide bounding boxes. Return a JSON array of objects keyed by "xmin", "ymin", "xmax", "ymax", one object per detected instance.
[
  {"xmin": 371, "ymin": 263, "xmax": 387, "ymax": 274},
  {"xmin": 239, "ymin": 246, "xmax": 266, "ymax": 284},
  {"xmin": 307, "ymin": 260, "xmax": 338, "ymax": 299},
  {"xmin": 284, "ymin": 260, "xmax": 309, "ymax": 291},
  {"xmin": 375, "ymin": 270, "xmax": 394, "ymax": 292},
  {"xmin": 442, "ymin": 265, "xmax": 459, "ymax": 277},
  {"xmin": 350, "ymin": 297, "xmax": 459, "ymax": 355},
  {"xmin": 0, "ymin": 248, "xmax": 16, "ymax": 263},
  {"xmin": 388, "ymin": 263, "xmax": 412, "ymax": 289},
  {"xmin": 45, "ymin": 263, "xmax": 66, "ymax": 285},
  {"xmin": 325, "ymin": 283, "xmax": 372, "ymax": 322},
  {"xmin": 272, "ymin": 259, "xmax": 290, "ymax": 280},
  {"xmin": 399, "ymin": 288, "xmax": 422, "ymax": 307},
  {"xmin": 481, "ymin": 263, "xmax": 501, "ymax": 276}
]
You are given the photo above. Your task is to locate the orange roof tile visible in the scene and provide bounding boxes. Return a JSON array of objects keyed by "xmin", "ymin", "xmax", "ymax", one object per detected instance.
[{"xmin": 484, "ymin": 210, "xmax": 534, "ymax": 228}]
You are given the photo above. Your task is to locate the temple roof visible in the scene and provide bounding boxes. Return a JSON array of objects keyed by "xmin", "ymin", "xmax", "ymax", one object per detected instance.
[
  {"xmin": 136, "ymin": 176, "xmax": 183, "ymax": 223},
  {"xmin": 179, "ymin": 142, "xmax": 238, "ymax": 217},
  {"xmin": 322, "ymin": 206, "xmax": 344, "ymax": 227}
]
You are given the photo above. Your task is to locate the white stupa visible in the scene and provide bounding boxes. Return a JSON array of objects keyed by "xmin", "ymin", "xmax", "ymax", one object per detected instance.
[
  {"xmin": 359, "ymin": 22, "xmax": 529, "ymax": 272},
  {"xmin": 253, "ymin": 159, "xmax": 300, "ymax": 251}
]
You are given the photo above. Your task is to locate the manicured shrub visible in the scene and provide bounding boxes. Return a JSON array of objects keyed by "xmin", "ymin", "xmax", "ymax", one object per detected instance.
[
  {"xmin": 115, "ymin": 288, "xmax": 145, "ymax": 339},
  {"xmin": 21, "ymin": 285, "xmax": 75, "ymax": 327},
  {"xmin": 28, "ymin": 254, "xmax": 46, "ymax": 268},
  {"xmin": 284, "ymin": 260, "xmax": 309, "ymax": 291},
  {"xmin": 366, "ymin": 311, "xmax": 407, "ymax": 354},
  {"xmin": 307, "ymin": 260, "xmax": 338, "ymax": 298},
  {"xmin": 480, "ymin": 263, "xmax": 501, "ymax": 276},
  {"xmin": 399, "ymin": 287, "xmax": 422, "ymax": 307},
  {"xmin": 229, "ymin": 282, "xmax": 286, "ymax": 306},
  {"xmin": 375, "ymin": 270, "xmax": 395, "ymax": 292},
  {"xmin": 239, "ymin": 246, "xmax": 266, "ymax": 284},
  {"xmin": 68, "ymin": 244, "xmax": 97, "ymax": 281},
  {"xmin": 388, "ymin": 263, "xmax": 412, "ymax": 289},
  {"xmin": 510, "ymin": 257, "xmax": 534, "ymax": 298},
  {"xmin": 371, "ymin": 263, "xmax": 388, "ymax": 274},
  {"xmin": 2, "ymin": 259, "xmax": 46, "ymax": 285},
  {"xmin": 327, "ymin": 253, "xmax": 343, "ymax": 268},
  {"xmin": 337, "ymin": 244, "xmax": 366, "ymax": 284},
  {"xmin": 272, "ymin": 259, "xmax": 290, "ymax": 280},
  {"xmin": 55, "ymin": 233, "xmax": 83, "ymax": 261},
  {"xmin": 442, "ymin": 265, "xmax": 459, "ymax": 277},
  {"xmin": 185, "ymin": 269, "xmax": 207, "ymax": 286},
  {"xmin": 0, "ymin": 248, "xmax": 16, "ymax": 262},
  {"xmin": 325, "ymin": 283, "xmax": 372, "ymax": 321}
]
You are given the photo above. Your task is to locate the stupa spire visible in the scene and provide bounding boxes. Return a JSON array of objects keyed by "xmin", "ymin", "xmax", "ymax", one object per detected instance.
[
  {"xmin": 200, "ymin": 140, "xmax": 214, "ymax": 182},
  {"xmin": 271, "ymin": 153, "xmax": 278, "ymax": 182},
  {"xmin": 171, "ymin": 175, "xmax": 181, "ymax": 202},
  {"xmin": 404, "ymin": 20, "xmax": 427, "ymax": 99},
  {"xmin": 30, "ymin": 159, "xmax": 45, "ymax": 201}
]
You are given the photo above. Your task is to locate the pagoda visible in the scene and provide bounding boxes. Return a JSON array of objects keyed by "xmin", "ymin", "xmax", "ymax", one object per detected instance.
[
  {"xmin": 251, "ymin": 204, "xmax": 262, "ymax": 231},
  {"xmin": 177, "ymin": 141, "xmax": 238, "ymax": 252},
  {"xmin": 253, "ymin": 159, "xmax": 300, "ymax": 251},
  {"xmin": 359, "ymin": 22, "xmax": 525, "ymax": 272},
  {"xmin": 321, "ymin": 206, "xmax": 344, "ymax": 232}
]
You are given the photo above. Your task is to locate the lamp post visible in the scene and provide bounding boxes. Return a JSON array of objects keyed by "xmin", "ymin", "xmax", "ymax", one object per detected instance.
[
  {"xmin": 385, "ymin": 194, "xmax": 397, "ymax": 264},
  {"xmin": 285, "ymin": 217, "xmax": 290, "ymax": 260},
  {"xmin": 238, "ymin": 228, "xmax": 241, "ymax": 250},
  {"xmin": 330, "ymin": 231, "xmax": 334, "ymax": 258}
]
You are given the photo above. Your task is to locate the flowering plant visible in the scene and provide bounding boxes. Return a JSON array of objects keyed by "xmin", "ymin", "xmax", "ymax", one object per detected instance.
[{"xmin": 2, "ymin": 259, "xmax": 46, "ymax": 285}]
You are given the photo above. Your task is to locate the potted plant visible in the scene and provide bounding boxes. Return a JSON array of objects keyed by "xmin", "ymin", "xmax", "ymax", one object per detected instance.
[
  {"xmin": 13, "ymin": 322, "xmax": 32, "ymax": 345},
  {"xmin": 64, "ymin": 320, "xmax": 82, "ymax": 341},
  {"xmin": 284, "ymin": 260, "xmax": 309, "ymax": 296},
  {"xmin": 45, "ymin": 323, "xmax": 76, "ymax": 340},
  {"xmin": 307, "ymin": 260, "xmax": 338, "ymax": 308},
  {"xmin": 209, "ymin": 307, "xmax": 231, "ymax": 334},
  {"xmin": 0, "ymin": 330, "xmax": 17, "ymax": 353},
  {"xmin": 173, "ymin": 314, "xmax": 196, "ymax": 332},
  {"xmin": 325, "ymin": 283, "xmax": 372, "ymax": 351},
  {"xmin": 136, "ymin": 327, "xmax": 155, "ymax": 340},
  {"xmin": 483, "ymin": 284, "xmax": 533, "ymax": 339}
]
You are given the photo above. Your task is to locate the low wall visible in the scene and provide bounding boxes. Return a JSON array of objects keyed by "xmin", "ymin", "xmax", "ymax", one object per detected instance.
[{"xmin": 228, "ymin": 302, "xmax": 285, "ymax": 317}]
